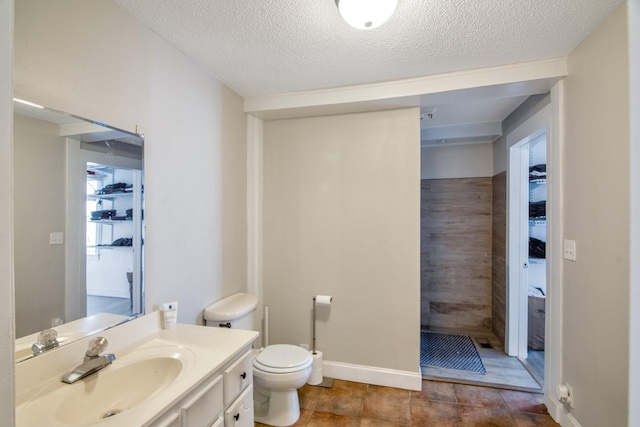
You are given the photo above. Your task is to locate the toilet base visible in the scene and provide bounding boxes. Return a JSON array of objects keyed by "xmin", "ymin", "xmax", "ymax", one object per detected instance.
[{"xmin": 253, "ymin": 386, "xmax": 301, "ymax": 427}]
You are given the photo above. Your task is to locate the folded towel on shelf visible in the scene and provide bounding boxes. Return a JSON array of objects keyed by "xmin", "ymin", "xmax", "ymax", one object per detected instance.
[
  {"xmin": 529, "ymin": 237, "xmax": 546, "ymax": 258},
  {"xmin": 529, "ymin": 201, "xmax": 546, "ymax": 219}
]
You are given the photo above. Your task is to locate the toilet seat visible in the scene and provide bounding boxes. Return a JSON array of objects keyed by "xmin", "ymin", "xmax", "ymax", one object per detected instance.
[{"xmin": 253, "ymin": 344, "xmax": 313, "ymax": 374}]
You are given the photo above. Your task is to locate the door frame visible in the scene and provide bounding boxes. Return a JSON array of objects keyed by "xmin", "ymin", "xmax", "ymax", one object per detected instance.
[
  {"xmin": 65, "ymin": 145, "xmax": 143, "ymax": 322},
  {"xmin": 507, "ymin": 128, "xmax": 545, "ymax": 358},
  {"xmin": 506, "ymin": 82, "xmax": 563, "ymax": 413},
  {"xmin": 507, "ymin": 104, "xmax": 550, "ymax": 358}
]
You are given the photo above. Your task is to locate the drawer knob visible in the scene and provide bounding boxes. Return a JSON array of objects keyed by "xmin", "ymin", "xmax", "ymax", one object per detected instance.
[
  {"xmin": 234, "ymin": 413, "xmax": 240, "ymax": 422},
  {"xmin": 240, "ymin": 372, "xmax": 247, "ymax": 380}
]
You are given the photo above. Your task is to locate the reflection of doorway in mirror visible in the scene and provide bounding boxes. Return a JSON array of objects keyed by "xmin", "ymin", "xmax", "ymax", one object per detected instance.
[
  {"xmin": 84, "ymin": 158, "xmax": 143, "ymax": 318},
  {"xmin": 13, "ymin": 99, "xmax": 145, "ymax": 343}
]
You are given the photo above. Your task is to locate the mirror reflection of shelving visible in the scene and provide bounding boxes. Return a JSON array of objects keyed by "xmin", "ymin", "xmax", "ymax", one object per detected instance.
[
  {"xmin": 528, "ymin": 135, "xmax": 547, "ymax": 296},
  {"xmin": 87, "ymin": 165, "xmax": 135, "ymax": 253},
  {"xmin": 86, "ymin": 162, "xmax": 142, "ymax": 317}
]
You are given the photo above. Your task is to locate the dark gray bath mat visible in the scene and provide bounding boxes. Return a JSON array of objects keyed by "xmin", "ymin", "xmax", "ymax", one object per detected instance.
[{"xmin": 420, "ymin": 331, "xmax": 486, "ymax": 374}]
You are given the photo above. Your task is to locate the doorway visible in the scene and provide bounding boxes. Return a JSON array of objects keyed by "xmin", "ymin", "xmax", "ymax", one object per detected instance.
[
  {"xmin": 419, "ymin": 173, "xmax": 541, "ymax": 391},
  {"xmin": 506, "ymin": 100, "xmax": 557, "ymax": 394},
  {"xmin": 419, "ymin": 94, "xmax": 560, "ymax": 393},
  {"xmin": 508, "ymin": 130, "xmax": 547, "ymax": 384}
]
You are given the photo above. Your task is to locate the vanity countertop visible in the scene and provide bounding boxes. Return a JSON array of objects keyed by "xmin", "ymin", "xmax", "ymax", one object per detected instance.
[
  {"xmin": 15, "ymin": 313, "xmax": 129, "ymax": 362},
  {"xmin": 15, "ymin": 311, "xmax": 259, "ymax": 427}
]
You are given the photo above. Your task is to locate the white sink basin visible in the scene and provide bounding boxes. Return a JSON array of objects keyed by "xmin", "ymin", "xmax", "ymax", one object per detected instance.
[
  {"xmin": 56, "ymin": 356, "xmax": 182, "ymax": 424},
  {"xmin": 18, "ymin": 344, "xmax": 195, "ymax": 426}
]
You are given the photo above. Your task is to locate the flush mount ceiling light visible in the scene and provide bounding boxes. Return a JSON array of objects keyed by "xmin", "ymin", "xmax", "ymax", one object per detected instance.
[{"xmin": 335, "ymin": 0, "xmax": 398, "ymax": 30}]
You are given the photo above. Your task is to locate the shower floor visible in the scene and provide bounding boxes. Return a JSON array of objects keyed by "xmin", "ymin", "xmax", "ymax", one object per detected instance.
[
  {"xmin": 420, "ymin": 331, "xmax": 486, "ymax": 374},
  {"xmin": 420, "ymin": 328, "xmax": 542, "ymax": 393}
]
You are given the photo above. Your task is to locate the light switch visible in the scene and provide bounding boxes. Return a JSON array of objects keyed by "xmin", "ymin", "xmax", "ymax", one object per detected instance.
[
  {"xmin": 50, "ymin": 232, "xmax": 64, "ymax": 245},
  {"xmin": 563, "ymin": 239, "xmax": 576, "ymax": 261}
]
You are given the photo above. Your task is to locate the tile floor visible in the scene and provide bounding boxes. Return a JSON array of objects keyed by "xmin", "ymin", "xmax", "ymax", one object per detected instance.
[
  {"xmin": 255, "ymin": 379, "xmax": 560, "ymax": 427},
  {"xmin": 87, "ymin": 295, "xmax": 133, "ymax": 317},
  {"xmin": 421, "ymin": 329, "xmax": 541, "ymax": 392}
]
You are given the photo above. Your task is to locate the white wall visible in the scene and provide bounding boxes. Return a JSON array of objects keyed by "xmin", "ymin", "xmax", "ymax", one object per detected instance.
[
  {"xmin": 13, "ymin": 116, "xmax": 66, "ymax": 337},
  {"xmin": 563, "ymin": 5, "xmax": 630, "ymax": 426},
  {"xmin": 421, "ymin": 143, "xmax": 493, "ymax": 179},
  {"xmin": 262, "ymin": 108, "xmax": 421, "ymax": 379},
  {"xmin": 14, "ymin": 0, "xmax": 248, "ymax": 325},
  {"xmin": 0, "ymin": 0, "xmax": 15, "ymax": 423},
  {"xmin": 493, "ymin": 94, "xmax": 550, "ymax": 176}
]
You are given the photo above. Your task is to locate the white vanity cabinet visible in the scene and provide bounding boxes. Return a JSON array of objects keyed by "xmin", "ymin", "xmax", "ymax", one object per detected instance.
[
  {"xmin": 224, "ymin": 350, "xmax": 253, "ymax": 405},
  {"xmin": 223, "ymin": 350, "xmax": 254, "ymax": 427},
  {"xmin": 180, "ymin": 374, "xmax": 223, "ymax": 426},
  {"xmin": 224, "ymin": 385, "xmax": 254, "ymax": 427},
  {"xmin": 150, "ymin": 349, "xmax": 254, "ymax": 427},
  {"xmin": 15, "ymin": 314, "xmax": 259, "ymax": 427}
]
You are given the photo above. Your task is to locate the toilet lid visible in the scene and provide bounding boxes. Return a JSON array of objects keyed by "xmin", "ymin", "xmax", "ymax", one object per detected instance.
[{"xmin": 253, "ymin": 344, "xmax": 312, "ymax": 373}]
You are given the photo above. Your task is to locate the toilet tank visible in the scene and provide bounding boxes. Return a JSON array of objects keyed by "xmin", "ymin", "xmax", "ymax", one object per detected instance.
[{"xmin": 203, "ymin": 293, "xmax": 259, "ymax": 330}]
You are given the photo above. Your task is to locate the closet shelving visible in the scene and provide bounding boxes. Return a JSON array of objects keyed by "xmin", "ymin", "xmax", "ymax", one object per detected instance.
[
  {"xmin": 528, "ymin": 137, "xmax": 547, "ymax": 293},
  {"xmin": 87, "ymin": 165, "xmax": 135, "ymax": 252}
]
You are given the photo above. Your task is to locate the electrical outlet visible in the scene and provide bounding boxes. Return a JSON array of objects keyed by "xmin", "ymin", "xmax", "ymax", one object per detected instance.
[
  {"xmin": 566, "ymin": 383, "xmax": 575, "ymax": 408},
  {"xmin": 50, "ymin": 232, "xmax": 64, "ymax": 245},
  {"xmin": 563, "ymin": 239, "xmax": 576, "ymax": 261},
  {"xmin": 300, "ymin": 344, "xmax": 309, "ymax": 351}
]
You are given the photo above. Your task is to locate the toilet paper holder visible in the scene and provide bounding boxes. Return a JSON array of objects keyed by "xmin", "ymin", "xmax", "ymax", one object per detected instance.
[
  {"xmin": 311, "ymin": 295, "xmax": 335, "ymax": 388},
  {"xmin": 312, "ymin": 295, "xmax": 332, "ymax": 354}
]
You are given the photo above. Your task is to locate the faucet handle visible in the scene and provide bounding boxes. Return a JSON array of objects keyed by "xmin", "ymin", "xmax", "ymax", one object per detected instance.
[
  {"xmin": 86, "ymin": 337, "xmax": 109, "ymax": 357},
  {"xmin": 31, "ymin": 328, "xmax": 60, "ymax": 355},
  {"xmin": 37, "ymin": 328, "xmax": 58, "ymax": 345}
]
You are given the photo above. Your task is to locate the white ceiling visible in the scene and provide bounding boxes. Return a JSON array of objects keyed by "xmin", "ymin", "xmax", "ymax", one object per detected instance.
[{"xmin": 111, "ymin": 0, "xmax": 623, "ymax": 145}]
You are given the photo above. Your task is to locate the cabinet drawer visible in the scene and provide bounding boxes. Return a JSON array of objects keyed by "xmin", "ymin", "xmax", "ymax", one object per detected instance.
[
  {"xmin": 153, "ymin": 412, "xmax": 179, "ymax": 427},
  {"xmin": 211, "ymin": 416, "xmax": 223, "ymax": 427},
  {"xmin": 224, "ymin": 384, "xmax": 253, "ymax": 427},
  {"xmin": 223, "ymin": 350, "xmax": 253, "ymax": 405},
  {"xmin": 181, "ymin": 374, "xmax": 223, "ymax": 427}
]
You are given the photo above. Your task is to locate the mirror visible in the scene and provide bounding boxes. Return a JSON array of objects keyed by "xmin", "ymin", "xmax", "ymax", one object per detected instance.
[{"xmin": 13, "ymin": 99, "xmax": 145, "ymax": 362}]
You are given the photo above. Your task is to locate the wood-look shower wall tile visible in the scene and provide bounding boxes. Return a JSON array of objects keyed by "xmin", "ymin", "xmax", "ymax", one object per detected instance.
[
  {"xmin": 421, "ymin": 177, "xmax": 493, "ymax": 331},
  {"xmin": 429, "ymin": 302, "xmax": 492, "ymax": 331},
  {"xmin": 491, "ymin": 172, "xmax": 507, "ymax": 343}
]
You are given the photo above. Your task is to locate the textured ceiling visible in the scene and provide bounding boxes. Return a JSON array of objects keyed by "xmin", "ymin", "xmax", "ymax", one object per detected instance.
[{"xmin": 112, "ymin": 0, "xmax": 623, "ymax": 98}]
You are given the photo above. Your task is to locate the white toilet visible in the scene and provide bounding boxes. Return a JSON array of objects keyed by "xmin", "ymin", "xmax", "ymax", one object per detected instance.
[{"xmin": 204, "ymin": 293, "xmax": 312, "ymax": 427}]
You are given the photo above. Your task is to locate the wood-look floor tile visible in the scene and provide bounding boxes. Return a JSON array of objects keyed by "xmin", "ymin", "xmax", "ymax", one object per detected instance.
[
  {"xmin": 412, "ymin": 380, "xmax": 457, "ymax": 403},
  {"xmin": 453, "ymin": 384, "xmax": 507, "ymax": 409},
  {"xmin": 510, "ymin": 411, "xmax": 560, "ymax": 426},
  {"xmin": 360, "ymin": 418, "xmax": 410, "ymax": 427},
  {"xmin": 332, "ymin": 379, "xmax": 368, "ymax": 391},
  {"xmin": 256, "ymin": 377, "xmax": 559, "ymax": 427},
  {"xmin": 255, "ymin": 408, "xmax": 313, "ymax": 427},
  {"xmin": 299, "ymin": 384, "xmax": 322, "ymax": 410},
  {"xmin": 315, "ymin": 384, "xmax": 365, "ymax": 417},
  {"xmin": 410, "ymin": 398, "xmax": 461, "ymax": 426},
  {"xmin": 362, "ymin": 392, "xmax": 411, "ymax": 425},
  {"xmin": 306, "ymin": 411, "xmax": 361, "ymax": 427},
  {"xmin": 367, "ymin": 384, "xmax": 411, "ymax": 398},
  {"xmin": 295, "ymin": 408, "xmax": 314, "ymax": 426},
  {"xmin": 499, "ymin": 390, "xmax": 547, "ymax": 414},
  {"xmin": 457, "ymin": 405, "xmax": 517, "ymax": 427}
]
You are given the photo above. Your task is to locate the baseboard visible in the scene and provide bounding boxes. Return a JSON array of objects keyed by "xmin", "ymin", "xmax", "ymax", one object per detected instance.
[
  {"xmin": 558, "ymin": 412, "xmax": 582, "ymax": 427},
  {"xmin": 322, "ymin": 361, "xmax": 422, "ymax": 391},
  {"xmin": 547, "ymin": 395, "xmax": 582, "ymax": 427}
]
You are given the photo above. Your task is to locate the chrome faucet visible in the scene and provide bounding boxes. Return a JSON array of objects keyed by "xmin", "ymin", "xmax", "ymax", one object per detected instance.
[
  {"xmin": 32, "ymin": 328, "xmax": 59, "ymax": 356},
  {"xmin": 61, "ymin": 337, "xmax": 116, "ymax": 384}
]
